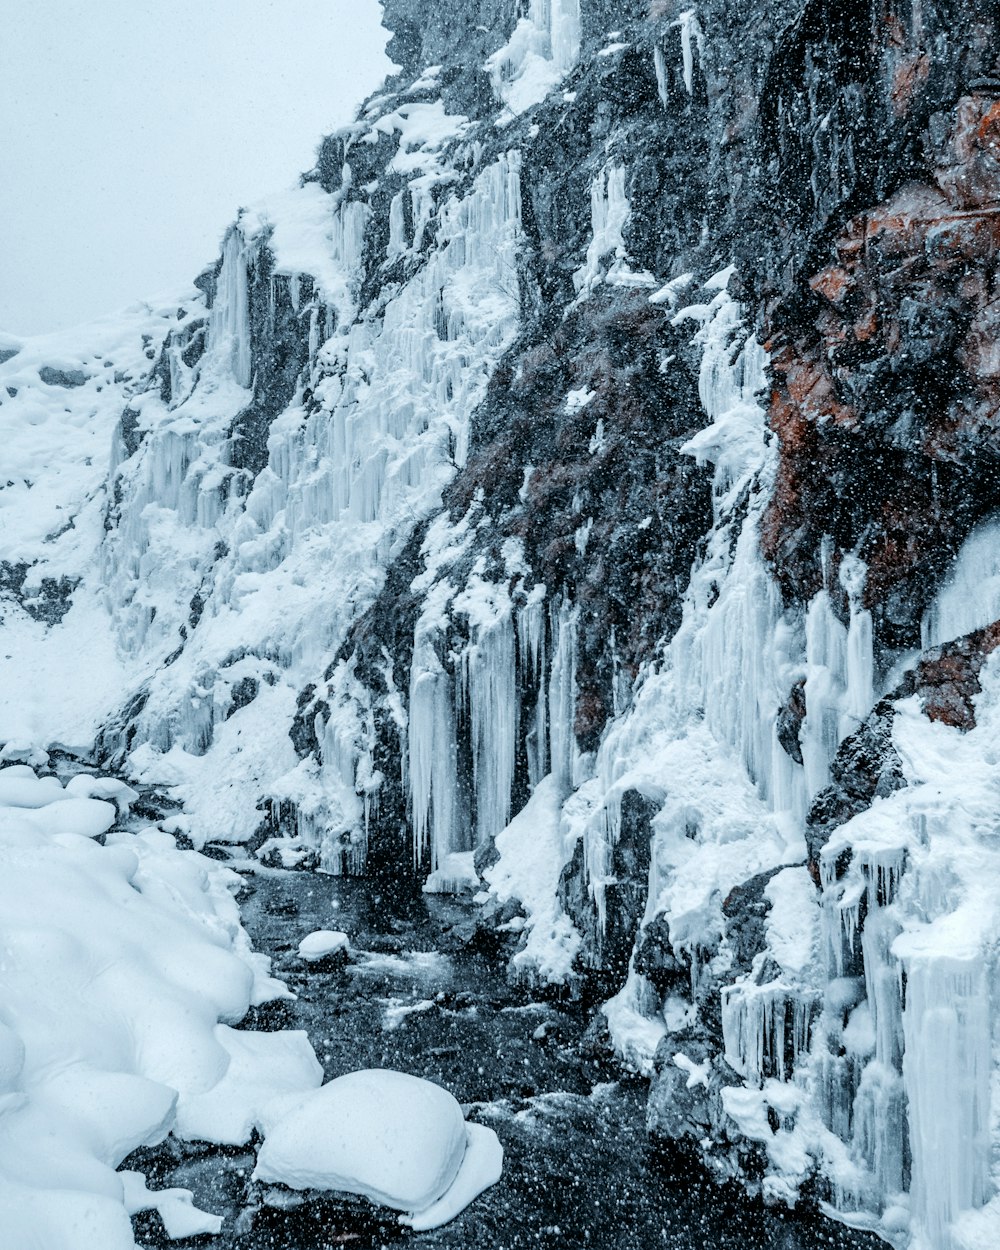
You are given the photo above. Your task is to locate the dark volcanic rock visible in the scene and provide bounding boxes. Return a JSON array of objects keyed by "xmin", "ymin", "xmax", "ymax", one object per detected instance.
[
  {"xmin": 722, "ymin": 868, "xmax": 786, "ymax": 977},
  {"xmin": 229, "ymin": 254, "xmax": 313, "ymax": 478},
  {"xmin": 775, "ymin": 677, "xmax": 807, "ymax": 765},
  {"xmin": 559, "ymin": 789, "xmax": 656, "ymax": 985}
]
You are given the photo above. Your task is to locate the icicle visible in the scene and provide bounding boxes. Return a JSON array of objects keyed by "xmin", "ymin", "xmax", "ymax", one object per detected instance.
[
  {"xmin": 653, "ymin": 43, "xmax": 669, "ymax": 110},
  {"xmin": 801, "ymin": 590, "xmax": 848, "ymax": 798},
  {"xmin": 463, "ymin": 609, "xmax": 518, "ymax": 843},
  {"xmin": 852, "ymin": 1061, "xmax": 908, "ymax": 1202},
  {"xmin": 671, "ymin": 8, "xmax": 705, "ymax": 96},
  {"xmin": 487, "ymin": 0, "xmax": 581, "ymax": 117},
  {"xmin": 721, "ymin": 980, "xmax": 811, "ymax": 1088},
  {"xmin": 408, "ymin": 635, "xmax": 458, "ymax": 871},
  {"xmin": 573, "ymin": 165, "xmax": 631, "ymax": 295},
  {"xmin": 860, "ymin": 909, "xmax": 904, "ymax": 1073},
  {"xmin": 518, "ymin": 586, "xmax": 548, "ymax": 788},
  {"xmin": 387, "ymin": 190, "xmax": 408, "ymax": 261},
  {"xmin": 839, "ymin": 555, "xmax": 874, "ymax": 736},
  {"xmin": 921, "ymin": 514, "xmax": 1000, "ymax": 648},
  {"xmin": 545, "ymin": 0, "xmax": 582, "ymax": 73}
]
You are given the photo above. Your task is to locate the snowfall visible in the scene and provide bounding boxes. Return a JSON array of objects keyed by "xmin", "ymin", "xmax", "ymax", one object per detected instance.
[{"xmin": 2, "ymin": 1, "xmax": 1000, "ymax": 1246}]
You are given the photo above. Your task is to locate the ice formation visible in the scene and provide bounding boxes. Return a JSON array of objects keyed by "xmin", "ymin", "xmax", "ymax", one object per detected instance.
[
  {"xmin": 0, "ymin": 97, "xmax": 524, "ymax": 865},
  {"xmin": 487, "ymin": 0, "xmax": 582, "ymax": 119},
  {"xmin": 921, "ymin": 517, "xmax": 1000, "ymax": 650},
  {"xmin": 573, "ymin": 275, "xmax": 1000, "ymax": 1248}
]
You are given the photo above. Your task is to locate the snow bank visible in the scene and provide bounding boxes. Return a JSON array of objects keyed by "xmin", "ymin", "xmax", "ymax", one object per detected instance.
[
  {"xmin": 0, "ymin": 766, "xmax": 321, "ymax": 1248},
  {"xmin": 254, "ymin": 1068, "xmax": 503, "ymax": 1228}
]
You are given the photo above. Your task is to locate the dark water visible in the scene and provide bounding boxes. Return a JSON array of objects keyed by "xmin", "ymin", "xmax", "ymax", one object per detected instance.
[{"xmin": 129, "ymin": 866, "xmax": 881, "ymax": 1250}]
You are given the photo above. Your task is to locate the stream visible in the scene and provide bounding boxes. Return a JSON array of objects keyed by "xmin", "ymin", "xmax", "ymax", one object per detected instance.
[{"xmin": 120, "ymin": 852, "xmax": 885, "ymax": 1250}]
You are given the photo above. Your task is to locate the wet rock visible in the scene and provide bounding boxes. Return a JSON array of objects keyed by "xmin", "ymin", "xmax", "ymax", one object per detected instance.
[
  {"xmin": 647, "ymin": 1034, "xmax": 735, "ymax": 1145},
  {"xmin": 129, "ymin": 789, "xmax": 184, "ymax": 822},
  {"xmin": 473, "ymin": 835, "xmax": 500, "ymax": 878},
  {"xmin": 775, "ymin": 678, "xmax": 807, "ymax": 765},
  {"xmin": 722, "ymin": 868, "xmax": 785, "ymax": 977},
  {"xmin": 238, "ymin": 999, "xmax": 298, "ymax": 1031},
  {"xmin": 806, "ymin": 694, "xmax": 908, "ymax": 878},
  {"xmin": 758, "ymin": 65, "xmax": 1000, "ymax": 643},
  {"xmin": 223, "ymin": 260, "xmax": 314, "ymax": 479},
  {"xmin": 559, "ymin": 790, "xmax": 655, "ymax": 987},
  {"xmin": 265, "ymin": 895, "xmax": 301, "ymax": 918},
  {"xmin": 0, "ymin": 562, "xmax": 79, "ymax": 625},
  {"xmin": 914, "ymin": 619, "xmax": 1000, "ymax": 729},
  {"xmin": 228, "ymin": 676, "xmax": 259, "ymax": 716},
  {"xmin": 632, "ymin": 916, "xmax": 689, "ymax": 995}
]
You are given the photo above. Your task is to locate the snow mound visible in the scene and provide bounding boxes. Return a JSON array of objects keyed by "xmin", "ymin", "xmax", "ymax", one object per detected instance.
[
  {"xmin": 0, "ymin": 765, "xmax": 321, "ymax": 1249},
  {"xmin": 297, "ymin": 929, "xmax": 350, "ymax": 962},
  {"xmin": 254, "ymin": 1068, "xmax": 503, "ymax": 1228}
]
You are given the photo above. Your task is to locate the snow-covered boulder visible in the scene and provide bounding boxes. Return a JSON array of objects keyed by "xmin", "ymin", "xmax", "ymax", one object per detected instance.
[
  {"xmin": 254, "ymin": 1068, "xmax": 503, "ymax": 1229},
  {"xmin": 297, "ymin": 929, "xmax": 350, "ymax": 963}
]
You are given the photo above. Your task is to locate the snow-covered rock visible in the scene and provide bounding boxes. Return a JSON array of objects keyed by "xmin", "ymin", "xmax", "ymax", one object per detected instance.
[
  {"xmin": 253, "ymin": 1068, "xmax": 502, "ymax": 1228},
  {"xmin": 297, "ymin": 929, "xmax": 350, "ymax": 962}
]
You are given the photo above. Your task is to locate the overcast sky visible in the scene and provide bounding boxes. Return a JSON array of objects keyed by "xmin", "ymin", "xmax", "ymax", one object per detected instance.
[{"xmin": 0, "ymin": 0, "xmax": 393, "ymax": 336}]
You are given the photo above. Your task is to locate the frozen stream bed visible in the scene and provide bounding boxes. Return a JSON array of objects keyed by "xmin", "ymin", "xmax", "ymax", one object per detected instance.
[{"xmin": 126, "ymin": 863, "xmax": 884, "ymax": 1250}]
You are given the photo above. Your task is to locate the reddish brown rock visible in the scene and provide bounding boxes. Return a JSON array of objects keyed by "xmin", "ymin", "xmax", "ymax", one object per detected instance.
[
  {"xmin": 758, "ymin": 92, "xmax": 1000, "ymax": 644},
  {"xmin": 916, "ymin": 620, "xmax": 1000, "ymax": 729}
]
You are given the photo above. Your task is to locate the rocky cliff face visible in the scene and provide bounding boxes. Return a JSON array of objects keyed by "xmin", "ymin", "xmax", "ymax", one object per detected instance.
[{"xmin": 3, "ymin": 3, "xmax": 1000, "ymax": 1248}]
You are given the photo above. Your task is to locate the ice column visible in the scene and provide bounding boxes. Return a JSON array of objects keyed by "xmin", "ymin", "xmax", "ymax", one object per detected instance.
[
  {"xmin": 209, "ymin": 229, "xmax": 252, "ymax": 387},
  {"xmin": 800, "ymin": 558, "xmax": 876, "ymax": 800},
  {"xmin": 518, "ymin": 587, "xmax": 548, "ymax": 788},
  {"xmin": 487, "ymin": 0, "xmax": 580, "ymax": 116},
  {"xmin": 387, "ymin": 191, "xmax": 408, "ymax": 262},
  {"xmin": 462, "ymin": 611, "xmax": 518, "ymax": 843},
  {"xmin": 673, "ymin": 8, "xmax": 705, "ymax": 95},
  {"xmin": 840, "ymin": 556, "xmax": 874, "ymax": 733},
  {"xmin": 921, "ymin": 514, "xmax": 1000, "ymax": 649},
  {"xmin": 721, "ymin": 982, "xmax": 813, "ymax": 1087},
  {"xmin": 545, "ymin": 0, "xmax": 582, "ymax": 73},
  {"xmin": 548, "ymin": 601, "xmax": 578, "ymax": 794},
  {"xmin": 653, "ymin": 44, "xmax": 670, "ymax": 110},
  {"xmin": 574, "ymin": 165, "xmax": 630, "ymax": 294},
  {"xmin": 408, "ymin": 636, "xmax": 458, "ymax": 870},
  {"xmin": 904, "ymin": 956, "xmax": 992, "ymax": 1248},
  {"xmin": 670, "ymin": 294, "xmax": 804, "ymax": 816},
  {"xmin": 801, "ymin": 591, "xmax": 848, "ymax": 798}
]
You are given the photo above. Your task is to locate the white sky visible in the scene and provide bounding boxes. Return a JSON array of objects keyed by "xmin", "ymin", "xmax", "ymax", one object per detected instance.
[{"xmin": 0, "ymin": 0, "xmax": 393, "ymax": 336}]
